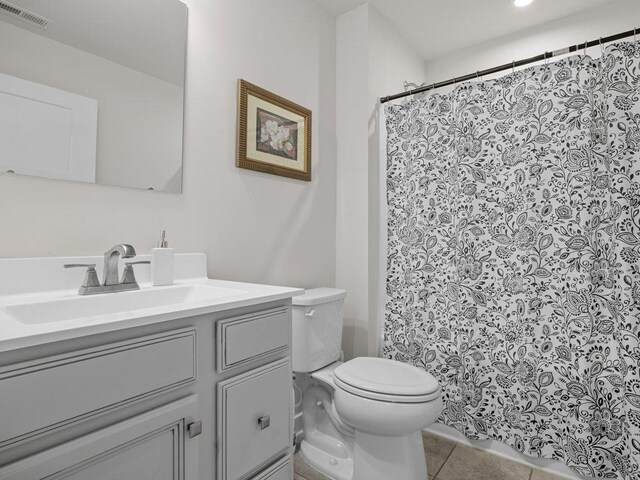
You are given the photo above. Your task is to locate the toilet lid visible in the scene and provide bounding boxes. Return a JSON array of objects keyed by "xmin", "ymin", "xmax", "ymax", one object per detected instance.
[{"xmin": 333, "ymin": 358, "xmax": 440, "ymax": 403}]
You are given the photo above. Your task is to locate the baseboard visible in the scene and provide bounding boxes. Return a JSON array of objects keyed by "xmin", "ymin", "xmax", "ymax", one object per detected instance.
[{"xmin": 425, "ymin": 423, "xmax": 586, "ymax": 480}]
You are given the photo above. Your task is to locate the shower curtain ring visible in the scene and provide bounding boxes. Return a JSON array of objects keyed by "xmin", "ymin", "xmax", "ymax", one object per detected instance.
[
  {"xmin": 599, "ymin": 37, "xmax": 604, "ymax": 56},
  {"xmin": 584, "ymin": 41, "xmax": 587, "ymax": 57},
  {"xmin": 635, "ymin": 27, "xmax": 637, "ymax": 43},
  {"xmin": 512, "ymin": 60, "xmax": 515, "ymax": 74}
]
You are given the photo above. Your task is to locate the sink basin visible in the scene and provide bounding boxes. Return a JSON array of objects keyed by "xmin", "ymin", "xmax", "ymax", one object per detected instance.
[{"xmin": 1, "ymin": 285, "xmax": 246, "ymax": 325}]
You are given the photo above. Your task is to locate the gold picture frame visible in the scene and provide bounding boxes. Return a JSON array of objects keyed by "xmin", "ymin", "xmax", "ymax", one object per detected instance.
[{"xmin": 236, "ymin": 79, "xmax": 312, "ymax": 181}]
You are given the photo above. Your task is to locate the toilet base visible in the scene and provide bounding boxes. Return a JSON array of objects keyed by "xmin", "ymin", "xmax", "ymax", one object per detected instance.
[
  {"xmin": 353, "ymin": 430, "xmax": 427, "ymax": 480},
  {"xmin": 301, "ymin": 439, "xmax": 353, "ymax": 480},
  {"xmin": 301, "ymin": 430, "xmax": 427, "ymax": 480}
]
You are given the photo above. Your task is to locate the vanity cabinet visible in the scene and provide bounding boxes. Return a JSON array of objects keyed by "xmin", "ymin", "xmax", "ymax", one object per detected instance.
[{"xmin": 0, "ymin": 299, "xmax": 295, "ymax": 480}]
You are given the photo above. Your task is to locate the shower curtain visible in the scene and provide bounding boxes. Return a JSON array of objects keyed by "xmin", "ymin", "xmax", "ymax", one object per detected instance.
[{"xmin": 383, "ymin": 42, "xmax": 640, "ymax": 479}]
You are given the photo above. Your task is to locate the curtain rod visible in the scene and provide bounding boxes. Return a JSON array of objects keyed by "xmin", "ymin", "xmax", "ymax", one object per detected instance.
[{"xmin": 380, "ymin": 27, "xmax": 639, "ymax": 104}]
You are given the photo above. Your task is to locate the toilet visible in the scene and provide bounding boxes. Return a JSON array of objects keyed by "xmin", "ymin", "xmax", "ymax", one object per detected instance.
[{"xmin": 292, "ymin": 288, "xmax": 443, "ymax": 480}]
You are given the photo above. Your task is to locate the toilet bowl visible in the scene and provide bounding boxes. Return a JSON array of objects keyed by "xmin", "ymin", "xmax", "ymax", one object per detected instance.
[
  {"xmin": 292, "ymin": 288, "xmax": 442, "ymax": 480},
  {"xmin": 333, "ymin": 357, "xmax": 442, "ymax": 436}
]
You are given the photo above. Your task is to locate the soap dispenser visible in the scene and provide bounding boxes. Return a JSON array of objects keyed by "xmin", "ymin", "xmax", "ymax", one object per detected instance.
[{"xmin": 151, "ymin": 230, "xmax": 174, "ymax": 286}]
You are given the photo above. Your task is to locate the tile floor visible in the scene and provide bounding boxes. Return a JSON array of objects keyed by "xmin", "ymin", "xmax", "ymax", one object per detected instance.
[{"xmin": 294, "ymin": 431, "xmax": 569, "ymax": 480}]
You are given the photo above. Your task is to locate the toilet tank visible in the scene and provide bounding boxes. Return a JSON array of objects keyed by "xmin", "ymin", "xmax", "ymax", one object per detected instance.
[{"xmin": 292, "ymin": 288, "xmax": 347, "ymax": 373}]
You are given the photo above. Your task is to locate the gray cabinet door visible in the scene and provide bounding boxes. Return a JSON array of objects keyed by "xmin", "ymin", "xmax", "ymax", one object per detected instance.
[
  {"xmin": 0, "ymin": 396, "xmax": 199, "ymax": 480},
  {"xmin": 218, "ymin": 359, "xmax": 292, "ymax": 480}
]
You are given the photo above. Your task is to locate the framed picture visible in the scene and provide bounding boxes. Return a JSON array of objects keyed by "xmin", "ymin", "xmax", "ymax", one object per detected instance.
[{"xmin": 236, "ymin": 79, "xmax": 312, "ymax": 181}]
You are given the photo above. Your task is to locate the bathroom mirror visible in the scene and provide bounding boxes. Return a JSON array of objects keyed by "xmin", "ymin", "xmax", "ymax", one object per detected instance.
[{"xmin": 0, "ymin": 0, "xmax": 187, "ymax": 193}]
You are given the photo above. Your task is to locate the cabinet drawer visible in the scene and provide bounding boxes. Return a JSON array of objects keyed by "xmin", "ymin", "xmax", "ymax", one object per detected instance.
[
  {"xmin": 251, "ymin": 456, "xmax": 293, "ymax": 480},
  {"xmin": 217, "ymin": 359, "xmax": 292, "ymax": 480},
  {"xmin": 0, "ymin": 328, "xmax": 196, "ymax": 450},
  {"xmin": 217, "ymin": 307, "xmax": 289, "ymax": 372}
]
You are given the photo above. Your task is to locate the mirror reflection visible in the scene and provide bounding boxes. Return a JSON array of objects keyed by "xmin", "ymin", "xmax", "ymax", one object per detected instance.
[{"xmin": 0, "ymin": 0, "xmax": 187, "ymax": 193}]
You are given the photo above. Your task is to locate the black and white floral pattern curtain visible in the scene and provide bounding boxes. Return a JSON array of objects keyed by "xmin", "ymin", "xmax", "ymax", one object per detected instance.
[{"xmin": 384, "ymin": 42, "xmax": 640, "ymax": 479}]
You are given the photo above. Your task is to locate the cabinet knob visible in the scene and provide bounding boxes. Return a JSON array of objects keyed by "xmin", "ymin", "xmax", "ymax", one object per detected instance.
[
  {"xmin": 258, "ymin": 415, "xmax": 270, "ymax": 430},
  {"xmin": 188, "ymin": 420, "xmax": 203, "ymax": 438}
]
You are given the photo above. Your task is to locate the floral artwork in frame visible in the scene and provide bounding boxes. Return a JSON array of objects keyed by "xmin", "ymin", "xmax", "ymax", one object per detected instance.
[{"xmin": 236, "ymin": 79, "xmax": 311, "ymax": 181}]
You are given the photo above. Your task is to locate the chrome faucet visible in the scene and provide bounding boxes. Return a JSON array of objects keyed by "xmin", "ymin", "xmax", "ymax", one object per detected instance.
[
  {"xmin": 103, "ymin": 244, "xmax": 136, "ymax": 286},
  {"xmin": 64, "ymin": 244, "xmax": 150, "ymax": 295}
]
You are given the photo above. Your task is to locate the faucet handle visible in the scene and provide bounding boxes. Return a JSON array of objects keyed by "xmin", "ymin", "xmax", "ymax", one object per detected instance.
[
  {"xmin": 125, "ymin": 261, "xmax": 151, "ymax": 267},
  {"xmin": 121, "ymin": 261, "xmax": 151, "ymax": 285},
  {"xmin": 64, "ymin": 264, "xmax": 100, "ymax": 288}
]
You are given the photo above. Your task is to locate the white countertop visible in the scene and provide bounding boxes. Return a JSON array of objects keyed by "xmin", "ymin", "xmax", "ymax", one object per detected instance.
[{"xmin": 0, "ymin": 254, "xmax": 303, "ymax": 353}]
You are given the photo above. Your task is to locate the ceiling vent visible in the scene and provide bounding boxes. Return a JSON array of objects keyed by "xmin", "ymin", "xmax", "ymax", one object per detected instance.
[{"xmin": 0, "ymin": 0, "xmax": 51, "ymax": 29}]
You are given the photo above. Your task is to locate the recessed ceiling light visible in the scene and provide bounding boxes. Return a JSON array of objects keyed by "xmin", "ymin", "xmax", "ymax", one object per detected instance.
[{"xmin": 514, "ymin": 0, "xmax": 534, "ymax": 7}]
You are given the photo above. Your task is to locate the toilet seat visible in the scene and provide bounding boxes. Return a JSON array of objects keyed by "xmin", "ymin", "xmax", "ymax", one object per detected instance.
[{"xmin": 333, "ymin": 357, "xmax": 440, "ymax": 403}]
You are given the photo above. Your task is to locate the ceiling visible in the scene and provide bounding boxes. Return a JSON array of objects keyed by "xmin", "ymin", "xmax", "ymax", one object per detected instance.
[
  {"xmin": 0, "ymin": 0, "xmax": 187, "ymax": 85},
  {"xmin": 314, "ymin": 0, "xmax": 617, "ymax": 61}
]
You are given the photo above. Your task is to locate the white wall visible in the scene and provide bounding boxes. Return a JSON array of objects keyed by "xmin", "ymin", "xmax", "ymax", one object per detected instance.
[
  {"xmin": 336, "ymin": 3, "xmax": 427, "ymax": 359},
  {"xmin": 336, "ymin": 5, "xmax": 370, "ymax": 360},
  {"xmin": 0, "ymin": 0, "xmax": 337, "ymax": 290},
  {"xmin": 424, "ymin": 0, "xmax": 640, "ymax": 84},
  {"xmin": 0, "ymin": 20, "xmax": 184, "ymax": 192}
]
